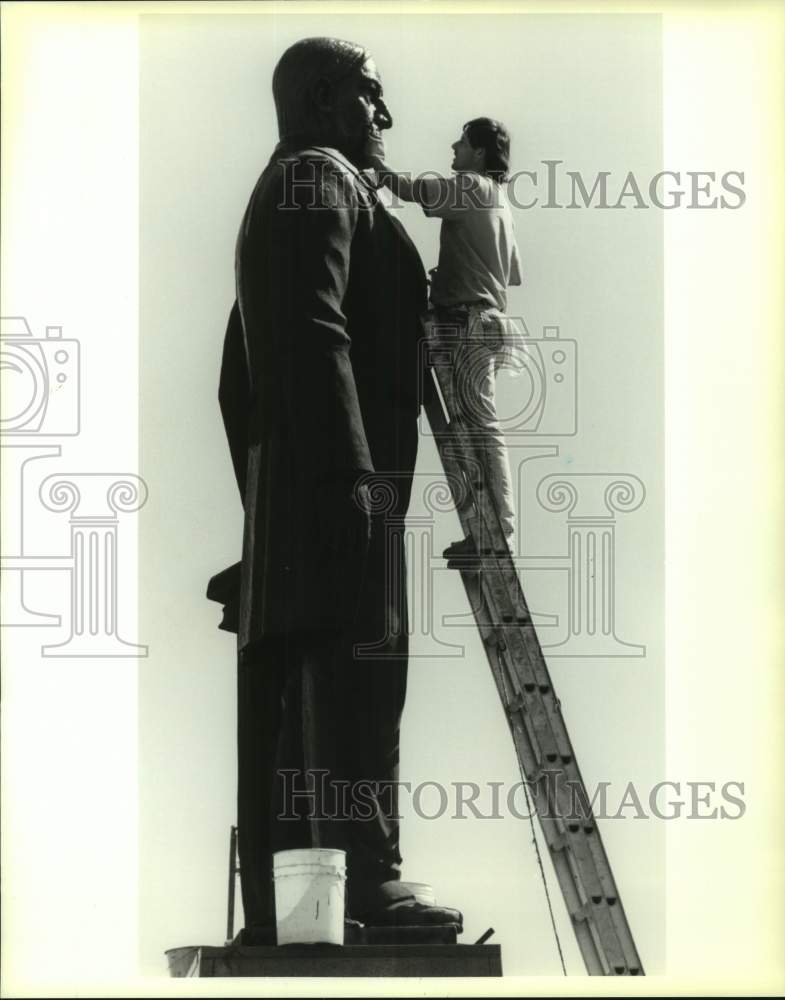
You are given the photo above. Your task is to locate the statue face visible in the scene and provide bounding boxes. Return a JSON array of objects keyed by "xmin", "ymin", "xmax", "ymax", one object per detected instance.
[{"xmin": 330, "ymin": 57, "xmax": 393, "ymax": 168}]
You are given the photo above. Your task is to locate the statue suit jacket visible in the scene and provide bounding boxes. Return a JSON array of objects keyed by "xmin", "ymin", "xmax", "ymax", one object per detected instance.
[{"xmin": 209, "ymin": 143, "xmax": 429, "ymax": 651}]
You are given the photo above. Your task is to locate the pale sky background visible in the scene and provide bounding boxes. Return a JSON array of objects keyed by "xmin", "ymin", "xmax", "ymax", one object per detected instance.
[
  {"xmin": 3, "ymin": 2, "xmax": 785, "ymax": 995},
  {"xmin": 139, "ymin": 10, "xmax": 663, "ymax": 977}
]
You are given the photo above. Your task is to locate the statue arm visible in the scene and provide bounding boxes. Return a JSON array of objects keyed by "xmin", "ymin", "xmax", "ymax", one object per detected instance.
[
  {"xmin": 218, "ymin": 299, "xmax": 250, "ymax": 502},
  {"xmin": 272, "ymin": 157, "xmax": 374, "ymax": 555},
  {"xmin": 281, "ymin": 158, "xmax": 375, "ymax": 481}
]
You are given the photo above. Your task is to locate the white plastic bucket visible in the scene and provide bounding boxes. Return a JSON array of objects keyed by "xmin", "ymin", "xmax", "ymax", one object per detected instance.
[{"xmin": 273, "ymin": 848, "xmax": 346, "ymax": 945}]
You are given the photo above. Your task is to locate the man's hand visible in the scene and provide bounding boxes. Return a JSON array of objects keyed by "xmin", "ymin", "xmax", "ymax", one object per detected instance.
[
  {"xmin": 366, "ymin": 152, "xmax": 387, "ymax": 174},
  {"xmin": 365, "ymin": 130, "xmax": 387, "ymax": 168},
  {"xmin": 315, "ymin": 478, "xmax": 372, "ymax": 555},
  {"xmin": 366, "ymin": 162, "xmax": 419, "ymax": 203}
]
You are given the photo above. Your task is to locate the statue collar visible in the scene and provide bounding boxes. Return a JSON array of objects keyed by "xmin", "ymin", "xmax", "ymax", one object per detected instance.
[{"xmin": 272, "ymin": 141, "xmax": 378, "ymax": 196}]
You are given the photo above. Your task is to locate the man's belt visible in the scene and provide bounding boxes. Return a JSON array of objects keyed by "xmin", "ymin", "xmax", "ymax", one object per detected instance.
[{"xmin": 431, "ymin": 300, "xmax": 490, "ymax": 320}]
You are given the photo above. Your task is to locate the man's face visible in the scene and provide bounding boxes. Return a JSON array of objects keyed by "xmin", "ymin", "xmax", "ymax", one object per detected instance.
[
  {"xmin": 451, "ymin": 129, "xmax": 484, "ymax": 173},
  {"xmin": 330, "ymin": 58, "xmax": 392, "ymax": 168}
]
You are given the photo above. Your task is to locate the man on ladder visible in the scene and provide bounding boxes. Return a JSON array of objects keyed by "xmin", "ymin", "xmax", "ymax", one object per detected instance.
[{"xmin": 371, "ymin": 115, "xmax": 525, "ymax": 558}]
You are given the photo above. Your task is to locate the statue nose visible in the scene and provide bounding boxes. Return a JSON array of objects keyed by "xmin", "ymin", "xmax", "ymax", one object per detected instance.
[{"xmin": 376, "ymin": 99, "xmax": 393, "ymax": 130}]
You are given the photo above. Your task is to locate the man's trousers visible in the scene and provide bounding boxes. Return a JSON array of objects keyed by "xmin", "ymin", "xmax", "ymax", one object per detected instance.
[{"xmin": 431, "ymin": 304, "xmax": 517, "ymax": 542}]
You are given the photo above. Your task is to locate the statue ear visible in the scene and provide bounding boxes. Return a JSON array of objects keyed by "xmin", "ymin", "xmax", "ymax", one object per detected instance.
[{"xmin": 312, "ymin": 77, "xmax": 334, "ymax": 114}]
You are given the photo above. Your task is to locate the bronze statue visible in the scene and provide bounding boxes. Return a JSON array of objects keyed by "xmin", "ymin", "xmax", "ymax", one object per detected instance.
[{"xmin": 208, "ymin": 37, "xmax": 462, "ymax": 936}]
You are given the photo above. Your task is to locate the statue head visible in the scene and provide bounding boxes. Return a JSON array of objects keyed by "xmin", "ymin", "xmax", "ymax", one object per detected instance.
[{"xmin": 272, "ymin": 37, "xmax": 393, "ymax": 168}]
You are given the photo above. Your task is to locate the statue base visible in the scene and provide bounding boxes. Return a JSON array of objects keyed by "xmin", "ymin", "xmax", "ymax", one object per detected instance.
[{"xmin": 166, "ymin": 937, "xmax": 502, "ymax": 978}]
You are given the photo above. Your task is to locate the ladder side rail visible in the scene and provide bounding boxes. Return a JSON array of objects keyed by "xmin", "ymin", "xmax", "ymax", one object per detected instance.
[
  {"xmin": 466, "ymin": 571, "xmax": 633, "ymax": 975},
  {"xmin": 423, "ymin": 365, "xmax": 645, "ymax": 975},
  {"xmin": 487, "ymin": 630, "xmax": 620, "ymax": 976}
]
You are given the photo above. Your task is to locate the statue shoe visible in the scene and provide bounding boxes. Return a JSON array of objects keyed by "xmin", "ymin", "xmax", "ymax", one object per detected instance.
[
  {"xmin": 359, "ymin": 898, "xmax": 463, "ymax": 931},
  {"xmin": 349, "ymin": 878, "xmax": 463, "ymax": 931}
]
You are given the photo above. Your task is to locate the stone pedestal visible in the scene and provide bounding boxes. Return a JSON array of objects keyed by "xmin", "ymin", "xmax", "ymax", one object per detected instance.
[{"xmin": 166, "ymin": 942, "xmax": 502, "ymax": 978}]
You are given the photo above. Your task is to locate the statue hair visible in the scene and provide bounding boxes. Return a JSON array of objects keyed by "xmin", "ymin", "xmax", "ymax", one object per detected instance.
[{"xmin": 272, "ymin": 37, "xmax": 369, "ymax": 140}]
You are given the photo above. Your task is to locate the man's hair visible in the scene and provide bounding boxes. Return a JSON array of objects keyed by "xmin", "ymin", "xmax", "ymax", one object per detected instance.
[
  {"xmin": 272, "ymin": 37, "xmax": 369, "ymax": 140},
  {"xmin": 463, "ymin": 117, "xmax": 511, "ymax": 183}
]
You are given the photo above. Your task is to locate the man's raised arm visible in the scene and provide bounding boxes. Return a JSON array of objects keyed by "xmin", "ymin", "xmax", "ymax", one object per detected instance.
[{"xmin": 367, "ymin": 154, "xmax": 446, "ymax": 207}]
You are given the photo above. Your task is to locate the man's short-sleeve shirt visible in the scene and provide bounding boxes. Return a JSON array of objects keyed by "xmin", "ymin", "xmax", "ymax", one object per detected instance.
[{"xmin": 421, "ymin": 172, "xmax": 522, "ymax": 311}]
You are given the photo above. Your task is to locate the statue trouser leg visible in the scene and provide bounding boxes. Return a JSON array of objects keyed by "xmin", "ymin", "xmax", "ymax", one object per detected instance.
[
  {"xmin": 338, "ymin": 637, "xmax": 408, "ymax": 918},
  {"xmin": 237, "ymin": 418, "xmax": 415, "ymax": 930},
  {"xmin": 236, "ymin": 637, "xmax": 287, "ymax": 929},
  {"xmin": 236, "ymin": 631, "xmax": 343, "ymax": 930},
  {"xmin": 237, "ymin": 627, "xmax": 408, "ymax": 929}
]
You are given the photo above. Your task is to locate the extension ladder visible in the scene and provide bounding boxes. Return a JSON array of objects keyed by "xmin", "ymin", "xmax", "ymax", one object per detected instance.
[{"xmin": 423, "ymin": 324, "xmax": 644, "ymax": 976}]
